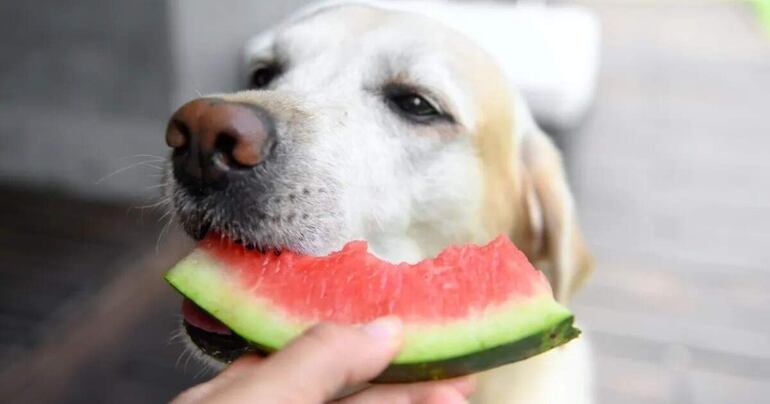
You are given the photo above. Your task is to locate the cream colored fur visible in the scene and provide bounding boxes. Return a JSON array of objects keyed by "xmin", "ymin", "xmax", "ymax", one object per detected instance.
[{"xmin": 180, "ymin": 2, "xmax": 595, "ymax": 403}]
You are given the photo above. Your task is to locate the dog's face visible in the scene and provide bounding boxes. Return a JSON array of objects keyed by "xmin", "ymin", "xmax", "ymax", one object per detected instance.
[
  {"xmin": 167, "ymin": 4, "xmax": 591, "ymax": 367},
  {"xmin": 170, "ymin": 6, "xmax": 518, "ymax": 263}
]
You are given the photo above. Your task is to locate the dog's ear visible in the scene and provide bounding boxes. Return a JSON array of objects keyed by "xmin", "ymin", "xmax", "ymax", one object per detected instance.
[{"xmin": 520, "ymin": 127, "xmax": 593, "ymax": 303}]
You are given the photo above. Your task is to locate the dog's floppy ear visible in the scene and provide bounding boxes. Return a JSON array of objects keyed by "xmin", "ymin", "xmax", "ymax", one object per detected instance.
[{"xmin": 521, "ymin": 127, "xmax": 593, "ymax": 303}]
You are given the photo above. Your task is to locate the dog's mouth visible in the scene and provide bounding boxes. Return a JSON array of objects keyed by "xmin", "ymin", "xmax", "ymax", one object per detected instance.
[
  {"xmin": 182, "ymin": 298, "xmax": 258, "ymax": 363},
  {"xmin": 185, "ymin": 220, "xmax": 262, "ymax": 251},
  {"xmin": 181, "ymin": 215, "xmax": 213, "ymax": 242},
  {"xmin": 188, "ymin": 220, "xmax": 212, "ymax": 241},
  {"xmin": 175, "ymin": 204, "xmax": 315, "ymax": 362},
  {"xmin": 175, "ymin": 195, "xmax": 345, "ymax": 361}
]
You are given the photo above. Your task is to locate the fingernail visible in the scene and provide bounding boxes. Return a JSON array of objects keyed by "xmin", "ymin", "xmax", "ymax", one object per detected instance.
[{"xmin": 361, "ymin": 316, "xmax": 402, "ymax": 341}]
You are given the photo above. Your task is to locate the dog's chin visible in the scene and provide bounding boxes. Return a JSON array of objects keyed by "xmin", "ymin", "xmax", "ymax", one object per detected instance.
[
  {"xmin": 183, "ymin": 321, "xmax": 253, "ymax": 363},
  {"xmin": 179, "ymin": 325, "xmax": 228, "ymax": 372}
]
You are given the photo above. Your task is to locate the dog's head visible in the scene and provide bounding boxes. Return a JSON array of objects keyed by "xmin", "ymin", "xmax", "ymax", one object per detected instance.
[{"xmin": 166, "ymin": 3, "xmax": 592, "ymax": 366}]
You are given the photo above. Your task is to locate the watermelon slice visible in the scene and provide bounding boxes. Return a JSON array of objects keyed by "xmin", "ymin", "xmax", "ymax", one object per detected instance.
[{"xmin": 166, "ymin": 235, "xmax": 580, "ymax": 382}]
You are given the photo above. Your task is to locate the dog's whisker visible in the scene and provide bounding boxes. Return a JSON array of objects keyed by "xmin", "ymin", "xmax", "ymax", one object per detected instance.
[
  {"xmin": 174, "ymin": 350, "xmax": 188, "ymax": 371},
  {"xmin": 139, "ymin": 164, "xmax": 166, "ymax": 171},
  {"xmin": 157, "ymin": 209, "xmax": 173, "ymax": 222},
  {"xmin": 156, "ymin": 212, "xmax": 175, "ymax": 253},
  {"xmin": 145, "ymin": 182, "xmax": 171, "ymax": 191},
  {"xmin": 95, "ymin": 160, "xmax": 168, "ymax": 184},
  {"xmin": 116, "ymin": 153, "xmax": 167, "ymax": 161},
  {"xmin": 168, "ymin": 317, "xmax": 188, "ymax": 345},
  {"xmin": 183, "ymin": 345, "xmax": 197, "ymax": 373},
  {"xmin": 181, "ymin": 349, "xmax": 193, "ymax": 373},
  {"xmin": 130, "ymin": 197, "xmax": 172, "ymax": 211},
  {"xmin": 193, "ymin": 363, "xmax": 213, "ymax": 379}
]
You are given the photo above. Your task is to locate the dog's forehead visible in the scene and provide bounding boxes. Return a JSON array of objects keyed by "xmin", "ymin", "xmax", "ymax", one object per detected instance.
[
  {"xmin": 252, "ymin": 6, "xmax": 457, "ymax": 58},
  {"xmin": 245, "ymin": 5, "xmax": 511, "ymax": 130},
  {"xmin": 283, "ymin": 5, "xmax": 396, "ymax": 48}
]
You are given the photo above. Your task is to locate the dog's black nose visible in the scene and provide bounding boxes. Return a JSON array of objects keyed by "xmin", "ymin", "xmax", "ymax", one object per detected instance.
[{"xmin": 166, "ymin": 98, "xmax": 275, "ymax": 191}]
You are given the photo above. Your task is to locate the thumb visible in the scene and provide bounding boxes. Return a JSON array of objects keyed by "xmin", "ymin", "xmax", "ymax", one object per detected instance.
[{"xmin": 258, "ymin": 317, "xmax": 403, "ymax": 401}]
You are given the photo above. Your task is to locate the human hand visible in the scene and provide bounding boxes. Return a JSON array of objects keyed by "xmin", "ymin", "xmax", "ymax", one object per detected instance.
[{"xmin": 172, "ymin": 317, "xmax": 475, "ymax": 403}]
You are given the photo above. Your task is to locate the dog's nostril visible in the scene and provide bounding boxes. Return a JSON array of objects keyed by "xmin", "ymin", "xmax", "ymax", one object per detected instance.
[
  {"xmin": 214, "ymin": 132, "xmax": 238, "ymax": 165},
  {"xmin": 166, "ymin": 98, "xmax": 276, "ymax": 189},
  {"xmin": 167, "ymin": 119, "xmax": 190, "ymax": 149}
]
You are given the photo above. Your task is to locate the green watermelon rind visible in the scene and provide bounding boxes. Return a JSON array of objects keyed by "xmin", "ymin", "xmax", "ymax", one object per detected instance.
[
  {"xmin": 375, "ymin": 314, "xmax": 579, "ymax": 382},
  {"xmin": 166, "ymin": 249, "xmax": 580, "ymax": 378}
]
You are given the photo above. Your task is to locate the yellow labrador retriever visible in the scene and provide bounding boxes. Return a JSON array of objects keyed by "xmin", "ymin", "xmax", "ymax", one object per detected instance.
[{"xmin": 165, "ymin": 2, "xmax": 594, "ymax": 403}]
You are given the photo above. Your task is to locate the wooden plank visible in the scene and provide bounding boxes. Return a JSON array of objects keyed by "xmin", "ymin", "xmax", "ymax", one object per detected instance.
[{"xmin": 0, "ymin": 229, "xmax": 193, "ymax": 403}]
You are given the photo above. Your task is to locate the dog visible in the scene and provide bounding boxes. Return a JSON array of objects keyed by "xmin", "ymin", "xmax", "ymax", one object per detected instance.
[{"xmin": 165, "ymin": 2, "xmax": 594, "ymax": 403}]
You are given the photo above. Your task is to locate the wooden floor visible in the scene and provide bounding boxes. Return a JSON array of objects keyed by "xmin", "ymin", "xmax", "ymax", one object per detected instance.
[
  {"xmin": 0, "ymin": 187, "xmax": 197, "ymax": 403},
  {"xmin": 1, "ymin": 1, "xmax": 768, "ymax": 403},
  {"xmin": 569, "ymin": 1, "xmax": 770, "ymax": 403}
]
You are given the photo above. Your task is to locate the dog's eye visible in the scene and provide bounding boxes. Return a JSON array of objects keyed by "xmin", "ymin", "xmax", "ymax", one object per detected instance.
[
  {"xmin": 248, "ymin": 65, "xmax": 280, "ymax": 89},
  {"xmin": 389, "ymin": 93, "xmax": 440, "ymax": 119}
]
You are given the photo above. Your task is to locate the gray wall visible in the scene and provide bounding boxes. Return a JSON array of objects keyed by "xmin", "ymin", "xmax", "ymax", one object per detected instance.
[
  {"xmin": 167, "ymin": 0, "xmax": 313, "ymax": 105},
  {"xmin": 0, "ymin": 0, "xmax": 172, "ymax": 200},
  {"xmin": 0, "ymin": 0, "xmax": 312, "ymax": 200}
]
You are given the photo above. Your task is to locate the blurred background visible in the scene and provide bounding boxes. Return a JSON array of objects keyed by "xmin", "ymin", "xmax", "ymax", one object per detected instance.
[{"xmin": 0, "ymin": 0, "xmax": 768, "ymax": 403}]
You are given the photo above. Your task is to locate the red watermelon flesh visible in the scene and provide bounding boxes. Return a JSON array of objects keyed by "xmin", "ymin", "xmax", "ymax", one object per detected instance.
[
  {"xmin": 166, "ymin": 235, "xmax": 579, "ymax": 382},
  {"xmin": 202, "ymin": 235, "xmax": 550, "ymax": 323}
]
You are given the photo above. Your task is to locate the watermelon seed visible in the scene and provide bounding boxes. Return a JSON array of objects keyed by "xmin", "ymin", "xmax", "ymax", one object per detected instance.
[
  {"xmin": 289, "ymin": 194, "xmax": 296, "ymax": 201},
  {"xmin": 302, "ymin": 188, "xmax": 310, "ymax": 195}
]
